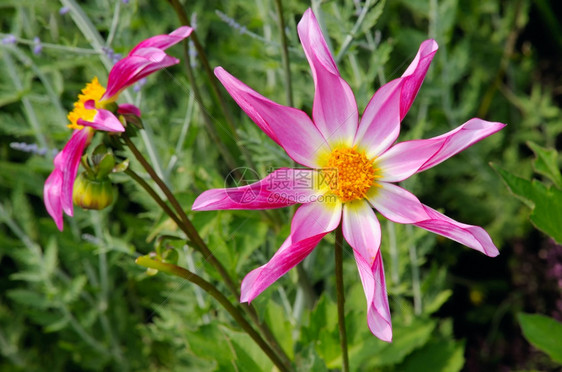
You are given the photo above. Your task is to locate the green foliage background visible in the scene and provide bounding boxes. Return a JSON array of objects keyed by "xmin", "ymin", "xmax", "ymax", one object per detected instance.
[{"xmin": 0, "ymin": 0, "xmax": 561, "ymax": 370}]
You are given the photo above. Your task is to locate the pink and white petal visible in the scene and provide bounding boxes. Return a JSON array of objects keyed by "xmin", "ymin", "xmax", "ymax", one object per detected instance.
[
  {"xmin": 59, "ymin": 128, "xmax": 94, "ymax": 216},
  {"xmin": 416, "ymin": 119, "xmax": 506, "ymax": 173},
  {"xmin": 297, "ymin": 9, "xmax": 357, "ymax": 146},
  {"xmin": 377, "ymin": 118, "xmax": 506, "ymax": 182},
  {"xmin": 102, "ymin": 49, "xmax": 179, "ymax": 101},
  {"xmin": 128, "ymin": 26, "xmax": 192, "ymax": 55},
  {"xmin": 241, "ymin": 199, "xmax": 342, "ymax": 302},
  {"xmin": 414, "ymin": 204, "xmax": 499, "ymax": 257},
  {"xmin": 44, "ymin": 167, "xmax": 64, "ymax": 231},
  {"xmin": 353, "ymin": 250, "xmax": 392, "ymax": 341},
  {"xmin": 215, "ymin": 67, "xmax": 330, "ymax": 168},
  {"xmin": 342, "ymin": 199, "xmax": 381, "ymax": 267},
  {"xmin": 366, "ymin": 182, "xmax": 430, "ymax": 224},
  {"xmin": 78, "ymin": 104, "xmax": 124, "ymax": 132},
  {"xmin": 118, "ymin": 103, "xmax": 141, "ymax": 116},
  {"xmin": 354, "ymin": 79, "xmax": 403, "ymax": 158},
  {"xmin": 399, "ymin": 39, "xmax": 438, "ymax": 121},
  {"xmin": 192, "ymin": 168, "xmax": 325, "ymax": 211}
]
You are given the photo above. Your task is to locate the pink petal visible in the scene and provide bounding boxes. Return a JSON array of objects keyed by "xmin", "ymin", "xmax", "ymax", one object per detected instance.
[
  {"xmin": 128, "ymin": 26, "xmax": 192, "ymax": 55},
  {"xmin": 399, "ymin": 39, "xmax": 438, "ymax": 121},
  {"xmin": 59, "ymin": 128, "xmax": 93, "ymax": 216},
  {"xmin": 342, "ymin": 199, "xmax": 381, "ymax": 267},
  {"xmin": 353, "ymin": 250, "xmax": 392, "ymax": 341},
  {"xmin": 102, "ymin": 49, "xmax": 180, "ymax": 101},
  {"xmin": 215, "ymin": 67, "xmax": 330, "ymax": 168},
  {"xmin": 354, "ymin": 79, "xmax": 403, "ymax": 158},
  {"xmin": 414, "ymin": 204, "xmax": 500, "ymax": 257},
  {"xmin": 44, "ymin": 166, "xmax": 64, "ymax": 231},
  {"xmin": 192, "ymin": 168, "xmax": 326, "ymax": 211},
  {"xmin": 367, "ymin": 182, "xmax": 429, "ymax": 224},
  {"xmin": 78, "ymin": 104, "xmax": 124, "ymax": 132},
  {"xmin": 118, "ymin": 103, "xmax": 141, "ymax": 116},
  {"xmin": 377, "ymin": 119, "xmax": 506, "ymax": 182},
  {"xmin": 297, "ymin": 9, "xmax": 357, "ymax": 146},
  {"xmin": 240, "ymin": 199, "xmax": 342, "ymax": 302}
]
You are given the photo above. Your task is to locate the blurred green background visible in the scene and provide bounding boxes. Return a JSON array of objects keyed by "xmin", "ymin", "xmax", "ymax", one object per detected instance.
[{"xmin": 0, "ymin": 0, "xmax": 561, "ymax": 370}]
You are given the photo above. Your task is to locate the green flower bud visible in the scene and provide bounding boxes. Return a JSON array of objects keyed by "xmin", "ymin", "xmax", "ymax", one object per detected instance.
[{"xmin": 73, "ymin": 172, "xmax": 114, "ymax": 210}]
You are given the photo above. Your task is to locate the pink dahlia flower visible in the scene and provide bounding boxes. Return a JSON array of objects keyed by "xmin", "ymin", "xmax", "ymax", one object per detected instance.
[
  {"xmin": 44, "ymin": 26, "xmax": 192, "ymax": 231},
  {"xmin": 193, "ymin": 9, "xmax": 504, "ymax": 341}
]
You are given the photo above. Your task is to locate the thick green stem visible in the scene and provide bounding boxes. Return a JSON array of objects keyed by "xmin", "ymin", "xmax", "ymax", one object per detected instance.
[
  {"xmin": 136, "ymin": 256, "xmax": 288, "ymax": 372},
  {"xmin": 335, "ymin": 227, "xmax": 349, "ymax": 372}
]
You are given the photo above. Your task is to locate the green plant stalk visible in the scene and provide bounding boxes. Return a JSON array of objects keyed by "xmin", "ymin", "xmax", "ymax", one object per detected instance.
[
  {"xmin": 335, "ymin": 227, "xmax": 349, "ymax": 372},
  {"xmin": 123, "ymin": 134, "xmax": 239, "ymax": 293},
  {"xmin": 335, "ymin": 0, "xmax": 373, "ymax": 63},
  {"xmin": 135, "ymin": 256, "xmax": 289, "ymax": 372},
  {"xmin": 122, "ymin": 134, "xmax": 292, "ymax": 368},
  {"xmin": 166, "ymin": 0, "xmax": 259, "ymax": 173},
  {"xmin": 124, "ymin": 168, "xmax": 187, "ymax": 232},
  {"xmin": 407, "ymin": 226, "xmax": 422, "ymax": 315},
  {"xmin": 122, "ymin": 135, "xmax": 291, "ymax": 366},
  {"xmin": 273, "ymin": 0, "xmax": 294, "ymax": 107}
]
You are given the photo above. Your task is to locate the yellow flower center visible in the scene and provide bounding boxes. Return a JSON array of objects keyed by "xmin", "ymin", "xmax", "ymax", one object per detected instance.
[
  {"xmin": 67, "ymin": 77, "xmax": 106, "ymax": 130},
  {"xmin": 322, "ymin": 147, "xmax": 378, "ymax": 202}
]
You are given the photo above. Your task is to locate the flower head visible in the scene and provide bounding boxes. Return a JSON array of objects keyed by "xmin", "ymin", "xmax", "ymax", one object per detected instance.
[
  {"xmin": 44, "ymin": 26, "xmax": 192, "ymax": 231},
  {"xmin": 193, "ymin": 9, "xmax": 505, "ymax": 342}
]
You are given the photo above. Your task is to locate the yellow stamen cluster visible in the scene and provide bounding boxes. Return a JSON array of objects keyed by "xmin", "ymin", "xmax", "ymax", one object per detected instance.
[
  {"xmin": 323, "ymin": 147, "xmax": 378, "ymax": 202},
  {"xmin": 67, "ymin": 77, "xmax": 106, "ymax": 130}
]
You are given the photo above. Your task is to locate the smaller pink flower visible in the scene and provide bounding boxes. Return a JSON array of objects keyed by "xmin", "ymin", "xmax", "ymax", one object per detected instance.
[{"xmin": 44, "ymin": 26, "xmax": 192, "ymax": 230}]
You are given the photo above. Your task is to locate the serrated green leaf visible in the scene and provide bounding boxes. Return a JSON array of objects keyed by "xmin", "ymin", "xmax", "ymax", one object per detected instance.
[
  {"xmin": 518, "ymin": 313, "xmax": 562, "ymax": 364},
  {"xmin": 495, "ymin": 166, "xmax": 562, "ymax": 243},
  {"xmin": 7, "ymin": 289, "xmax": 49, "ymax": 309},
  {"xmin": 527, "ymin": 142, "xmax": 562, "ymax": 188}
]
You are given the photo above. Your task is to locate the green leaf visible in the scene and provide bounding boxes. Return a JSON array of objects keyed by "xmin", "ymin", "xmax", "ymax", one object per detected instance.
[
  {"xmin": 399, "ymin": 340, "xmax": 465, "ymax": 372},
  {"xmin": 495, "ymin": 166, "xmax": 562, "ymax": 243},
  {"xmin": 518, "ymin": 313, "xmax": 562, "ymax": 364},
  {"xmin": 527, "ymin": 141, "xmax": 562, "ymax": 188},
  {"xmin": 265, "ymin": 301, "xmax": 294, "ymax": 358},
  {"xmin": 6, "ymin": 289, "xmax": 49, "ymax": 309}
]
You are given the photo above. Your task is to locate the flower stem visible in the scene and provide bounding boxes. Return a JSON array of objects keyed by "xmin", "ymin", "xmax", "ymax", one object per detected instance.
[
  {"xmin": 273, "ymin": 0, "xmax": 293, "ymax": 107},
  {"xmin": 335, "ymin": 226, "xmax": 349, "ymax": 372},
  {"xmin": 122, "ymin": 133, "xmax": 292, "ymax": 369},
  {"xmin": 123, "ymin": 168, "xmax": 186, "ymax": 233},
  {"xmin": 166, "ymin": 0, "xmax": 259, "ymax": 173},
  {"xmin": 135, "ymin": 255, "xmax": 289, "ymax": 372}
]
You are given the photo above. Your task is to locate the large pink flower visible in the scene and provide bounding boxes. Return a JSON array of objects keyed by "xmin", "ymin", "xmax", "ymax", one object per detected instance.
[
  {"xmin": 193, "ymin": 9, "xmax": 504, "ymax": 342},
  {"xmin": 44, "ymin": 26, "xmax": 192, "ymax": 231}
]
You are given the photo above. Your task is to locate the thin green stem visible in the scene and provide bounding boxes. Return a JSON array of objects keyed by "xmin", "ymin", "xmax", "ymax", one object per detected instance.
[
  {"xmin": 123, "ymin": 134, "xmax": 292, "ymax": 369},
  {"xmin": 335, "ymin": 227, "xmax": 349, "ymax": 372},
  {"xmin": 178, "ymin": 39, "xmax": 240, "ymax": 173},
  {"xmin": 124, "ymin": 168, "xmax": 186, "ymax": 232},
  {"xmin": 273, "ymin": 0, "xmax": 293, "ymax": 107},
  {"xmin": 166, "ymin": 0, "xmax": 259, "ymax": 173},
  {"xmin": 335, "ymin": 0, "xmax": 373, "ymax": 63},
  {"xmin": 136, "ymin": 256, "xmax": 289, "ymax": 372},
  {"xmin": 407, "ymin": 225, "xmax": 422, "ymax": 315}
]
